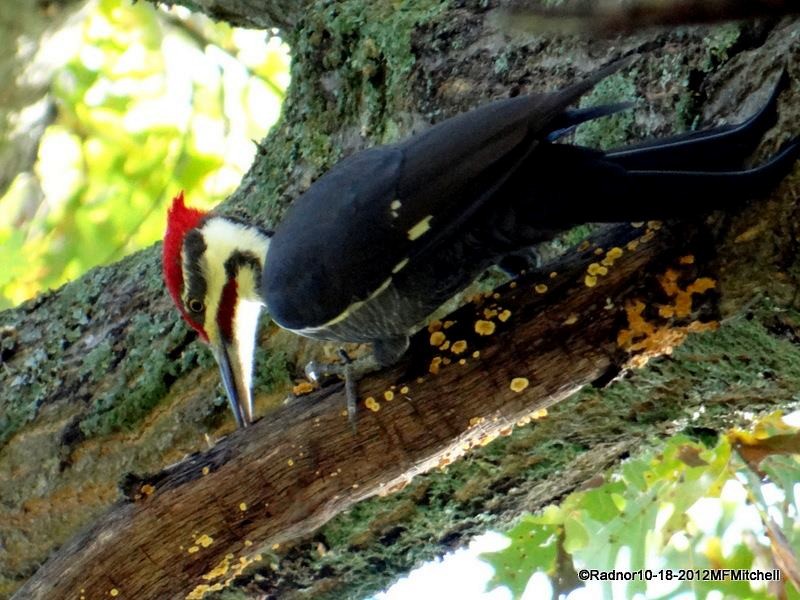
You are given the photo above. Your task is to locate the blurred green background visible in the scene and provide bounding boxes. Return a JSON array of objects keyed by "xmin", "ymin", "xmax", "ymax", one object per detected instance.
[{"xmin": 0, "ymin": 0, "xmax": 289, "ymax": 309}]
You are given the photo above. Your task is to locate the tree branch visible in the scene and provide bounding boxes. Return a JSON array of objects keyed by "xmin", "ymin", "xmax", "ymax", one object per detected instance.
[
  {"xmin": 499, "ymin": 0, "xmax": 800, "ymax": 35},
  {"xmin": 13, "ymin": 221, "xmax": 714, "ymax": 599},
  {"xmin": 154, "ymin": 0, "xmax": 312, "ymax": 33}
]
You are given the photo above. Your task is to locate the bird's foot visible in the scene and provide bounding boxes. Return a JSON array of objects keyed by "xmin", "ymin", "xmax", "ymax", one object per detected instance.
[{"xmin": 304, "ymin": 349, "xmax": 380, "ymax": 431}]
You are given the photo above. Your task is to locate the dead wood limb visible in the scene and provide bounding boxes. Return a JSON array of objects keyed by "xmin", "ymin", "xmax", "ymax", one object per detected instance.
[{"xmin": 13, "ymin": 221, "xmax": 709, "ymax": 599}]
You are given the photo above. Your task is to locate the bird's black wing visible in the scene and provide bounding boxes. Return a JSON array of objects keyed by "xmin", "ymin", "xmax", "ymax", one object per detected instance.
[{"xmin": 263, "ymin": 59, "xmax": 631, "ymax": 330}]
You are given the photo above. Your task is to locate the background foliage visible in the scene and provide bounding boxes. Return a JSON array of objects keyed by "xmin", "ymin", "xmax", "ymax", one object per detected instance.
[
  {"xmin": 0, "ymin": 0, "xmax": 289, "ymax": 308},
  {"xmin": 482, "ymin": 414, "xmax": 800, "ymax": 599}
]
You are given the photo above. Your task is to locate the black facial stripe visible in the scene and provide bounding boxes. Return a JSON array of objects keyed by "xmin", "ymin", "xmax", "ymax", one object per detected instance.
[
  {"xmin": 224, "ymin": 251, "xmax": 262, "ymax": 281},
  {"xmin": 183, "ymin": 229, "xmax": 208, "ymax": 325}
]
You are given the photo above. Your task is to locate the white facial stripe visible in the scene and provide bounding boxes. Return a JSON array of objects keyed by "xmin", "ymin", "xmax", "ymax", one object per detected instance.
[
  {"xmin": 193, "ymin": 217, "xmax": 270, "ymax": 344},
  {"xmin": 230, "ymin": 295, "xmax": 262, "ymax": 422}
]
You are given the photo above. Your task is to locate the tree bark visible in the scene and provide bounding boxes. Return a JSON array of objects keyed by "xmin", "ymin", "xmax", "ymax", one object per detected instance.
[{"xmin": 3, "ymin": 2, "xmax": 800, "ymax": 599}]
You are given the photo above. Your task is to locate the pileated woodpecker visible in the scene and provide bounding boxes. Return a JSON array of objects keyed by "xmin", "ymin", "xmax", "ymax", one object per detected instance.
[{"xmin": 163, "ymin": 60, "xmax": 799, "ymax": 428}]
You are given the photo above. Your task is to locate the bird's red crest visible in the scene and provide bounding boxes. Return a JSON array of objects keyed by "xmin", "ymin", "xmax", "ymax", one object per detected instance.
[{"xmin": 163, "ymin": 191, "xmax": 208, "ymax": 338}]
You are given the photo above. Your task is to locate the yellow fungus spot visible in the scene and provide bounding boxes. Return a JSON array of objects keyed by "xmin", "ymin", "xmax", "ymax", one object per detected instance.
[
  {"xmin": 631, "ymin": 221, "xmax": 644, "ymax": 227},
  {"xmin": 202, "ymin": 466, "xmax": 210, "ymax": 475},
  {"xmin": 110, "ymin": 590, "xmax": 119, "ymax": 597},
  {"xmin": 534, "ymin": 284, "xmax": 548, "ymax": 294},
  {"xmin": 578, "ymin": 240, "xmax": 591, "ymax": 251},
  {"xmin": 601, "ymin": 247, "xmax": 624, "ymax": 266},
  {"xmin": 442, "ymin": 357, "xmax": 451, "ymax": 365},
  {"xmin": 407, "ymin": 215, "xmax": 433, "ymax": 240},
  {"xmin": 273, "ymin": 543, "xmax": 281, "ymax": 550},
  {"xmin": 188, "ymin": 545, "xmax": 200, "ymax": 554},
  {"xmin": 390, "ymin": 200, "xmax": 402, "ymax": 210},
  {"xmin": 469, "ymin": 416, "xmax": 485, "ymax": 427},
  {"xmin": 549, "ymin": 271, "xmax": 558, "ymax": 278},
  {"xmin": 475, "ymin": 320, "xmax": 495, "ymax": 335},
  {"xmin": 245, "ymin": 540, "xmax": 253, "ymax": 546},
  {"xmin": 497, "ymin": 309, "xmax": 511, "ymax": 322},
  {"xmin": 500, "ymin": 425, "xmax": 514, "ymax": 436},
  {"xmin": 451, "ymin": 340, "xmax": 468, "ymax": 354},
  {"xmin": 640, "ymin": 231, "xmax": 655, "ymax": 244},
  {"xmin": 341, "ymin": 409, "xmax": 348, "ymax": 417},
  {"xmin": 400, "ymin": 385, "xmax": 410, "ymax": 394},
  {"xmin": 196, "ymin": 534, "xmax": 213, "ymax": 548},
  {"xmin": 594, "ymin": 247, "xmax": 604, "ymax": 255},
  {"xmin": 510, "ymin": 281, "xmax": 517, "ymax": 288},
  {"xmin": 658, "ymin": 305, "xmax": 675, "ymax": 318},
  {"xmin": 384, "ymin": 390, "xmax": 394, "ymax": 401},
  {"xmin": 584, "ymin": 275, "xmax": 597, "ymax": 288},
  {"xmin": 141, "ymin": 484, "xmax": 155, "ymax": 496},
  {"xmin": 429, "ymin": 356, "xmax": 442, "ymax": 374},
  {"xmin": 479, "ymin": 432, "xmax": 499, "ymax": 446},
  {"xmin": 647, "ymin": 220, "xmax": 662, "ymax": 230},
  {"xmin": 365, "ymin": 397, "xmax": 381, "ymax": 411},
  {"xmin": 626, "ymin": 239, "xmax": 640, "ymax": 251},
  {"xmin": 459, "ymin": 358, "xmax": 466, "ymax": 365},
  {"xmin": 416, "ymin": 377, "xmax": 424, "ymax": 384},
  {"xmin": 429, "ymin": 331, "xmax": 446, "ymax": 346},
  {"xmin": 202, "ymin": 555, "xmax": 231, "ymax": 581},
  {"xmin": 239, "ymin": 502, "xmax": 248, "ymax": 512},
  {"xmin": 428, "ymin": 320, "xmax": 442, "ymax": 332},
  {"xmin": 493, "ymin": 293, "xmax": 501, "ymax": 300},
  {"xmin": 531, "ymin": 408, "xmax": 548, "ymax": 419},
  {"xmin": 440, "ymin": 340, "xmax": 450, "ymax": 351},
  {"xmin": 287, "ymin": 458, "xmax": 295, "ymax": 467},
  {"xmin": 472, "ymin": 350, "xmax": 480, "ymax": 358},
  {"xmin": 564, "ymin": 313, "xmax": 578, "ymax": 325},
  {"xmin": 510, "ymin": 377, "xmax": 529, "ymax": 392},
  {"xmin": 679, "ymin": 254, "xmax": 695, "ymax": 264},
  {"xmin": 292, "ymin": 381, "xmax": 315, "ymax": 395},
  {"xmin": 587, "ymin": 263, "xmax": 607, "ymax": 276},
  {"xmin": 443, "ymin": 320, "xmax": 455, "ymax": 329}
]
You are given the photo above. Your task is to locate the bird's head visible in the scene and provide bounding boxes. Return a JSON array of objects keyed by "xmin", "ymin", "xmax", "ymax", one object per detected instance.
[{"xmin": 162, "ymin": 192, "xmax": 272, "ymax": 427}]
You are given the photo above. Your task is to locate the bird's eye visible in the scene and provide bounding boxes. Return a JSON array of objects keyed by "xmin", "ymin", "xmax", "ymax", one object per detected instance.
[{"xmin": 188, "ymin": 299, "xmax": 204, "ymax": 313}]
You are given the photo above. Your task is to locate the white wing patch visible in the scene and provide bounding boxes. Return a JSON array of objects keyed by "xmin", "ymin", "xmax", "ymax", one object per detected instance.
[
  {"xmin": 407, "ymin": 215, "xmax": 432, "ymax": 240},
  {"xmin": 392, "ymin": 258, "xmax": 409, "ymax": 273}
]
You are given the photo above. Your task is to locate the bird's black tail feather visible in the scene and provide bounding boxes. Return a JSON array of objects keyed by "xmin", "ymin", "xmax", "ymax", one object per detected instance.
[
  {"xmin": 566, "ymin": 138, "xmax": 800, "ymax": 222},
  {"xmin": 603, "ymin": 69, "xmax": 788, "ymax": 172}
]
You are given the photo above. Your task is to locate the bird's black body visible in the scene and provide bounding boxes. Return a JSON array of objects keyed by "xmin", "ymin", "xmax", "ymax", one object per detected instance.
[
  {"xmin": 263, "ymin": 64, "xmax": 799, "ymax": 367},
  {"xmin": 164, "ymin": 59, "xmax": 800, "ymax": 427}
]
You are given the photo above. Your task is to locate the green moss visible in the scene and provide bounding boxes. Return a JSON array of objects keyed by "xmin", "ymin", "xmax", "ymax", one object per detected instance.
[
  {"xmin": 253, "ymin": 346, "xmax": 291, "ymax": 393},
  {"xmin": 574, "ymin": 70, "xmax": 638, "ymax": 150},
  {"xmin": 702, "ymin": 23, "xmax": 741, "ymax": 70}
]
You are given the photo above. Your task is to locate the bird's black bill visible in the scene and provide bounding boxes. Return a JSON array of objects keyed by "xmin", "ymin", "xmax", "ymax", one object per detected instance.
[{"xmin": 215, "ymin": 345, "xmax": 247, "ymax": 428}]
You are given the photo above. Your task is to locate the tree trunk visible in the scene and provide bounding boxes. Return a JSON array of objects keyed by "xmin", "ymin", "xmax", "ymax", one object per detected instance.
[{"xmin": 3, "ymin": 1, "xmax": 800, "ymax": 599}]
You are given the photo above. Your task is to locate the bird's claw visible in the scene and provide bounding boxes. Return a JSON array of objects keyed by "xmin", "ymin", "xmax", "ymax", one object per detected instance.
[{"xmin": 304, "ymin": 349, "xmax": 360, "ymax": 432}]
